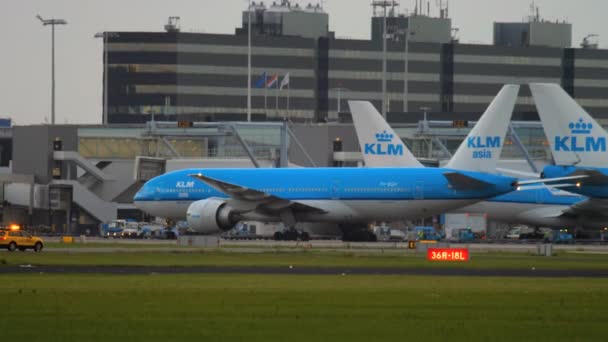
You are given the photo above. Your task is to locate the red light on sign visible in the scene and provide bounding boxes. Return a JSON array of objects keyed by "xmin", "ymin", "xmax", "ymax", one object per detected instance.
[{"xmin": 427, "ymin": 248, "xmax": 469, "ymax": 262}]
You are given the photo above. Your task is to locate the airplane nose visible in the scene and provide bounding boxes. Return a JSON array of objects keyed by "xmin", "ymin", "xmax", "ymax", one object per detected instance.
[
  {"xmin": 133, "ymin": 189, "xmax": 144, "ymax": 202},
  {"xmin": 134, "ymin": 182, "xmax": 152, "ymax": 202}
]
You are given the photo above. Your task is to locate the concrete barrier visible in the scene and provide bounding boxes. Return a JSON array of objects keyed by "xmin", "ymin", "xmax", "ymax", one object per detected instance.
[{"xmin": 537, "ymin": 243, "xmax": 553, "ymax": 256}]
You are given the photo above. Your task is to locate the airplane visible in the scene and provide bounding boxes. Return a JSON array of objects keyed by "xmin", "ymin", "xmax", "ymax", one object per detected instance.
[
  {"xmin": 134, "ymin": 85, "xmax": 545, "ymax": 237},
  {"xmin": 349, "ymin": 87, "xmax": 601, "ymax": 230},
  {"xmin": 530, "ymin": 83, "xmax": 608, "ymax": 219}
]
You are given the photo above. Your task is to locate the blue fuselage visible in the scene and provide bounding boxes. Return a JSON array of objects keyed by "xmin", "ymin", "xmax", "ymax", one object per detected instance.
[
  {"xmin": 134, "ymin": 167, "xmax": 518, "ymax": 221},
  {"xmin": 135, "ymin": 167, "xmax": 516, "ymax": 202},
  {"xmin": 133, "ymin": 167, "xmax": 595, "ymax": 229}
]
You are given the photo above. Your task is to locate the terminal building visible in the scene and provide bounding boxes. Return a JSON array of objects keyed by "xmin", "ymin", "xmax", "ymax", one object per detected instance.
[{"xmin": 103, "ymin": 0, "xmax": 608, "ymax": 125}]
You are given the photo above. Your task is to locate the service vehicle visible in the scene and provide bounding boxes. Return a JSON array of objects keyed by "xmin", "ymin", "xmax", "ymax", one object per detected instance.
[
  {"xmin": 452, "ymin": 228, "xmax": 475, "ymax": 243},
  {"xmin": 414, "ymin": 226, "xmax": 444, "ymax": 241},
  {"xmin": 100, "ymin": 220, "xmax": 126, "ymax": 238},
  {"xmin": 0, "ymin": 225, "xmax": 44, "ymax": 252},
  {"xmin": 121, "ymin": 220, "xmax": 142, "ymax": 238},
  {"xmin": 549, "ymin": 229, "xmax": 574, "ymax": 244}
]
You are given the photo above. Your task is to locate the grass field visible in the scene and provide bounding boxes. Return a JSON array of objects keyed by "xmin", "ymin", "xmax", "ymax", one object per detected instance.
[
  {"xmin": 0, "ymin": 274, "xmax": 606, "ymax": 341},
  {"xmin": 1, "ymin": 250, "xmax": 608, "ymax": 270},
  {"xmin": 43, "ymin": 242, "xmax": 176, "ymax": 249}
]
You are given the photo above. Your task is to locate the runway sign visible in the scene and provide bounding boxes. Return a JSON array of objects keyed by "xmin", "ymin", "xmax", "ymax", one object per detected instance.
[{"xmin": 427, "ymin": 248, "xmax": 469, "ymax": 262}]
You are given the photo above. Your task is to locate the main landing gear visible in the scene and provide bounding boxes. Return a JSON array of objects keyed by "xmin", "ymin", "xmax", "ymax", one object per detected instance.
[
  {"xmin": 273, "ymin": 208, "xmax": 310, "ymax": 241},
  {"xmin": 273, "ymin": 228, "xmax": 310, "ymax": 241}
]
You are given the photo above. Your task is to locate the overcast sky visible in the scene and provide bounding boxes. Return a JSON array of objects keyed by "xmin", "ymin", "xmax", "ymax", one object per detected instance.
[{"xmin": 1, "ymin": 0, "xmax": 605, "ymax": 125}]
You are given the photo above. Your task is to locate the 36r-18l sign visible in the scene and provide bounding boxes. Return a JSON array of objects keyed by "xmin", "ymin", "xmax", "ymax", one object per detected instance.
[{"xmin": 427, "ymin": 248, "xmax": 469, "ymax": 262}]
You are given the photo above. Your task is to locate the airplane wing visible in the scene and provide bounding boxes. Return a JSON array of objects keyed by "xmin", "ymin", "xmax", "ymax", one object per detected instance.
[
  {"xmin": 189, "ymin": 173, "xmax": 327, "ymax": 214},
  {"xmin": 563, "ymin": 198, "xmax": 608, "ymax": 216}
]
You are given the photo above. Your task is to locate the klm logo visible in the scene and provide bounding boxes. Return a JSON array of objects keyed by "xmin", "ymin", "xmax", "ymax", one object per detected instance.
[
  {"xmin": 364, "ymin": 130, "xmax": 404, "ymax": 156},
  {"xmin": 467, "ymin": 136, "xmax": 501, "ymax": 159},
  {"xmin": 554, "ymin": 118, "xmax": 606, "ymax": 152},
  {"xmin": 467, "ymin": 136, "xmax": 501, "ymax": 148},
  {"xmin": 176, "ymin": 181, "xmax": 195, "ymax": 188}
]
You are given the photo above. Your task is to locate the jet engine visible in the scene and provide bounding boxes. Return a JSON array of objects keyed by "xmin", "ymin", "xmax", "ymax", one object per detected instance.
[{"xmin": 186, "ymin": 198, "xmax": 238, "ymax": 234}]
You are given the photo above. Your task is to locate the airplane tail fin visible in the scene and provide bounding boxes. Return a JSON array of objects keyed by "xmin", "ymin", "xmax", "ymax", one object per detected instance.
[
  {"xmin": 529, "ymin": 83, "xmax": 608, "ymax": 167},
  {"xmin": 348, "ymin": 101, "xmax": 423, "ymax": 168},
  {"xmin": 446, "ymin": 84, "xmax": 520, "ymax": 173}
]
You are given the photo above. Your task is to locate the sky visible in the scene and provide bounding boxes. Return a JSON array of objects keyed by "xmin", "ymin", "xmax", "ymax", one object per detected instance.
[{"xmin": 1, "ymin": 0, "xmax": 606, "ymax": 125}]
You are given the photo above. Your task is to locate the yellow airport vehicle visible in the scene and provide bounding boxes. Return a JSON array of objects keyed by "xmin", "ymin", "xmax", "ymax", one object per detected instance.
[{"xmin": 0, "ymin": 225, "xmax": 44, "ymax": 252}]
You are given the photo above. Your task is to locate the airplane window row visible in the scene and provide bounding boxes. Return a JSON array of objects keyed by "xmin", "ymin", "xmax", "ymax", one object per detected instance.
[
  {"xmin": 343, "ymin": 187, "xmax": 412, "ymax": 193},
  {"xmin": 159, "ymin": 188, "xmax": 213, "ymax": 193},
  {"xmin": 261, "ymin": 188, "xmax": 328, "ymax": 193}
]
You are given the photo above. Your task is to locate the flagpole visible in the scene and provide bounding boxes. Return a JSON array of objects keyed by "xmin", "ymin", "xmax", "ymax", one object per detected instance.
[{"xmin": 287, "ymin": 83, "xmax": 290, "ymax": 114}]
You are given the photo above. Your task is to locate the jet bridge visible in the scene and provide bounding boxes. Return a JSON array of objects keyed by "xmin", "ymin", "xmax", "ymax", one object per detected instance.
[
  {"xmin": 53, "ymin": 151, "xmax": 114, "ymax": 182},
  {"xmin": 6, "ymin": 121, "xmax": 312, "ymax": 230}
]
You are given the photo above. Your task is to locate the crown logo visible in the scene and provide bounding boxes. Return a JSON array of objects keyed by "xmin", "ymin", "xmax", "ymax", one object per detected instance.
[
  {"xmin": 569, "ymin": 118, "xmax": 592, "ymax": 134},
  {"xmin": 375, "ymin": 130, "xmax": 393, "ymax": 142}
]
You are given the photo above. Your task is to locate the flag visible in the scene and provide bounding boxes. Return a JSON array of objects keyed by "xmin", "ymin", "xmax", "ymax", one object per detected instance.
[
  {"xmin": 266, "ymin": 74, "xmax": 278, "ymax": 88},
  {"xmin": 254, "ymin": 72, "xmax": 267, "ymax": 88},
  {"xmin": 280, "ymin": 72, "xmax": 290, "ymax": 90}
]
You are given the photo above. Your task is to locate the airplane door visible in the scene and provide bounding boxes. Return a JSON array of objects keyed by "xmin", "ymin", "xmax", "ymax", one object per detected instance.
[
  {"xmin": 331, "ymin": 179, "xmax": 341, "ymax": 199},
  {"xmin": 414, "ymin": 181, "xmax": 424, "ymax": 200}
]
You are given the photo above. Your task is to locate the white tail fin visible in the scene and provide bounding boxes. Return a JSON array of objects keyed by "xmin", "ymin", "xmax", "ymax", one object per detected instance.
[
  {"xmin": 446, "ymin": 84, "xmax": 520, "ymax": 173},
  {"xmin": 530, "ymin": 83, "xmax": 608, "ymax": 167},
  {"xmin": 348, "ymin": 101, "xmax": 423, "ymax": 168}
]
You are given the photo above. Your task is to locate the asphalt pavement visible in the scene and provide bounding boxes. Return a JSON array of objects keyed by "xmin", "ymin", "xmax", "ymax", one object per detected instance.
[{"xmin": 2, "ymin": 264, "xmax": 608, "ymax": 277}]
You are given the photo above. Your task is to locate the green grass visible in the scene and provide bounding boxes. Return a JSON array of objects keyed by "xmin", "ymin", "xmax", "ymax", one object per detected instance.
[
  {"xmin": 0, "ymin": 274, "xmax": 606, "ymax": 341},
  {"xmin": 1, "ymin": 250, "xmax": 608, "ymax": 270},
  {"xmin": 44, "ymin": 242, "xmax": 176, "ymax": 249}
]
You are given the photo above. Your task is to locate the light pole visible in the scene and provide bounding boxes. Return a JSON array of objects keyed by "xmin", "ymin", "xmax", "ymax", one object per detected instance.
[
  {"xmin": 420, "ymin": 106, "xmax": 432, "ymax": 158},
  {"xmin": 37, "ymin": 15, "xmax": 67, "ymax": 125},
  {"xmin": 399, "ymin": 27, "xmax": 415, "ymax": 112},
  {"xmin": 94, "ymin": 32, "xmax": 119, "ymax": 125},
  {"xmin": 247, "ymin": 0, "xmax": 252, "ymax": 122},
  {"xmin": 381, "ymin": 7, "xmax": 387, "ymax": 118},
  {"xmin": 330, "ymin": 87, "xmax": 350, "ymax": 114}
]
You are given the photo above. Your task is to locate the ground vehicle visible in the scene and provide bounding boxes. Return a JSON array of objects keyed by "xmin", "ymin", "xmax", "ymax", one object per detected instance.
[
  {"xmin": 140, "ymin": 224, "xmax": 165, "ymax": 239},
  {"xmin": 414, "ymin": 226, "xmax": 444, "ymax": 241},
  {"xmin": 453, "ymin": 228, "xmax": 475, "ymax": 243},
  {"xmin": 121, "ymin": 220, "xmax": 142, "ymax": 238},
  {"xmin": 100, "ymin": 220, "xmax": 125, "ymax": 238},
  {"xmin": 374, "ymin": 224, "xmax": 406, "ymax": 242},
  {"xmin": 548, "ymin": 229, "xmax": 574, "ymax": 244},
  {"xmin": 505, "ymin": 226, "xmax": 529, "ymax": 239},
  {"xmin": 0, "ymin": 227, "xmax": 44, "ymax": 252}
]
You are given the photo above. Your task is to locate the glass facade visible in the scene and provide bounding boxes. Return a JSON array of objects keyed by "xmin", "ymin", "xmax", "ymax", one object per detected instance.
[{"xmin": 77, "ymin": 126, "xmax": 283, "ymax": 160}]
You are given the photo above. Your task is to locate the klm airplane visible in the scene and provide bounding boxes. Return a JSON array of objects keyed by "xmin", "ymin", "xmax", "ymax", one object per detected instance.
[
  {"xmin": 530, "ymin": 83, "xmax": 608, "ymax": 219},
  {"xmin": 350, "ymin": 87, "xmax": 597, "ymax": 229},
  {"xmin": 134, "ymin": 86, "xmax": 541, "ymax": 235}
]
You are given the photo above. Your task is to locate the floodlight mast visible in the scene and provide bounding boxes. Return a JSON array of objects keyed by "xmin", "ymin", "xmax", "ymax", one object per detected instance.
[{"xmin": 37, "ymin": 14, "xmax": 67, "ymax": 125}]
